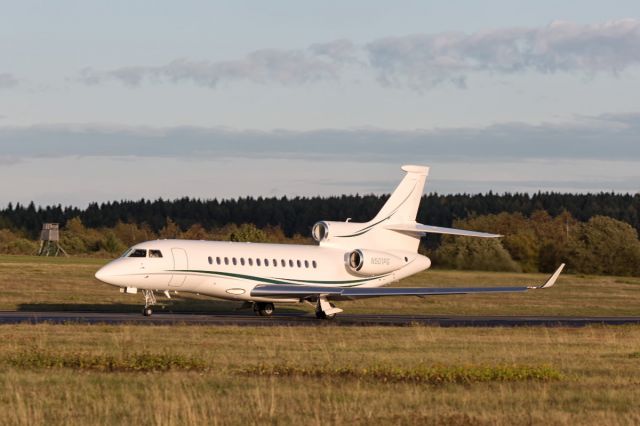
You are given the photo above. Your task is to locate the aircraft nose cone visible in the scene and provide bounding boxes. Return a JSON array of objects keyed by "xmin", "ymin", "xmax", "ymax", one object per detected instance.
[{"xmin": 95, "ymin": 265, "xmax": 111, "ymax": 283}]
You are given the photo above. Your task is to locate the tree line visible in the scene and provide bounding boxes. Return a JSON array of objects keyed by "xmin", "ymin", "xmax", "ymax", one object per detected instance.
[
  {"xmin": 1, "ymin": 192, "xmax": 639, "ymax": 238},
  {"xmin": 1, "ymin": 192, "xmax": 639, "ymax": 276}
]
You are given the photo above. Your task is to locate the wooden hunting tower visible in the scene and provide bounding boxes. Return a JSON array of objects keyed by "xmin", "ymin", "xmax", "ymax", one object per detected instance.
[{"xmin": 38, "ymin": 223, "xmax": 68, "ymax": 256}]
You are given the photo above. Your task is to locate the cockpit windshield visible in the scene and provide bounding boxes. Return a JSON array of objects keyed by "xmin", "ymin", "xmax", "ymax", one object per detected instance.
[
  {"xmin": 128, "ymin": 249, "xmax": 147, "ymax": 258},
  {"xmin": 120, "ymin": 248, "xmax": 162, "ymax": 258}
]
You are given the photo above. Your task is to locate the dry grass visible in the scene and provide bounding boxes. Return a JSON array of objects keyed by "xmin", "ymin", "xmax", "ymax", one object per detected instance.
[
  {"xmin": 1, "ymin": 255, "xmax": 639, "ymax": 424},
  {"xmin": 0, "ymin": 254, "xmax": 639, "ymax": 316},
  {"xmin": 0, "ymin": 324, "xmax": 639, "ymax": 425}
]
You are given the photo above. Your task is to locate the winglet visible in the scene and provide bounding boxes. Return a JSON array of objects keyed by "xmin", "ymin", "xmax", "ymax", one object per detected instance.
[{"xmin": 530, "ymin": 263, "xmax": 565, "ymax": 289}]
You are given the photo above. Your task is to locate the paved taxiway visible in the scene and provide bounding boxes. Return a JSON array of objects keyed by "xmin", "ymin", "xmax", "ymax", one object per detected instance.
[{"xmin": 1, "ymin": 311, "xmax": 639, "ymax": 327}]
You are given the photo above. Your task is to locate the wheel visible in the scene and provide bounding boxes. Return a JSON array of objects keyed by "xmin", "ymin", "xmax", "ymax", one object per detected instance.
[
  {"xmin": 258, "ymin": 302, "xmax": 274, "ymax": 317},
  {"xmin": 142, "ymin": 307, "xmax": 153, "ymax": 317}
]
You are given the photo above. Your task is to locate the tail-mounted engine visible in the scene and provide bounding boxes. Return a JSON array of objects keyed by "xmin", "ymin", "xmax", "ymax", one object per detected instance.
[
  {"xmin": 347, "ymin": 249, "xmax": 406, "ymax": 276},
  {"xmin": 312, "ymin": 221, "xmax": 368, "ymax": 243}
]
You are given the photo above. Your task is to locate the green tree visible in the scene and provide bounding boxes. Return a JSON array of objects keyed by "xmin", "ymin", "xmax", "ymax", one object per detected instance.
[
  {"xmin": 99, "ymin": 231, "xmax": 126, "ymax": 255},
  {"xmin": 182, "ymin": 224, "xmax": 210, "ymax": 240},
  {"xmin": 228, "ymin": 223, "xmax": 268, "ymax": 243},
  {"xmin": 435, "ymin": 237, "xmax": 520, "ymax": 272},
  {"xmin": 158, "ymin": 218, "xmax": 181, "ymax": 239},
  {"xmin": 113, "ymin": 222, "xmax": 155, "ymax": 247},
  {"xmin": 451, "ymin": 213, "xmax": 540, "ymax": 272},
  {"xmin": 566, "ymin": 216, "xmax": 640, "ymax": 276},
  {"xmin": 60, "ymin": 217, "xmax": 103, "ymax": 254}
]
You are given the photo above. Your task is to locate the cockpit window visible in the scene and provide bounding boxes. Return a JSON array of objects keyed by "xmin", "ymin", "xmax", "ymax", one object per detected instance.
[
  {"xmin": 128, "ymin": 249, "xmax": 147, "ymax": 258},
  {"xmin": 120, "ymin": 248, "xmax": 132, "ymax": 258},
  {"xmin": 149, "ymin": 250, "xmax": 163, "ymax": 258}
]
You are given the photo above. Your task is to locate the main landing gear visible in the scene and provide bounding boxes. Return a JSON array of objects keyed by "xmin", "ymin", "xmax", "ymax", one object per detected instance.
[
  {"xmin": 315, "ymin": 310, "xmax": 336, "ymax": 320},
  {"xmin": 142, "ymin": 289, "xmax": 156, "ymax": 317},
  {"xmin": 254, "ymin": 302, "xmax": 275, "ymax": 317},
  {"xmin": 315, "ymin": 297, "xmax": 343, "ymax": 320}
]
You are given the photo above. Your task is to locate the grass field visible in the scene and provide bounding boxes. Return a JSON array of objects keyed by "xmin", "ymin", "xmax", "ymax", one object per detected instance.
[
  {"xmin": 2, "ymin": 324, "xmax": 640, "ymax": 425},
  {"xmin": 1, "ymin": 255, "xmax": 640, "ymax": 425}
]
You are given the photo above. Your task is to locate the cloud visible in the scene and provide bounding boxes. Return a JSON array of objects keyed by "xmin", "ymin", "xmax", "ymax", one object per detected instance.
[
  {"xmin": 366, "ymin": 19, "xmax": 640, "ymax": 89},
  {"xmin": 80, "ymin": 42, "xmax": 357, "ymax": 88},
  {"xmin": 1, "ymin": 113, "xmax": 639, "ymax": 163},
  {"xmin": 0, "ymin": 73, "xmax": 18, "ymax": 89},
  {"xmin": 78, "ymin": 20, "xmax": 640, "ymax": 90}
]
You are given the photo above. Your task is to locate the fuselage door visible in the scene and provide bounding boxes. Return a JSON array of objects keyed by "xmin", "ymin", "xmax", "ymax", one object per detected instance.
[{"xmin": 169, "ymin": 248, "xmax": 188, "ymax": 287}]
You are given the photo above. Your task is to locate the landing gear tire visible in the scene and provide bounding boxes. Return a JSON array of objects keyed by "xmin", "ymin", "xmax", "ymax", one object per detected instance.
[
  {"xmin": 141, "ymin": 289, "xmax": 157, "ymax": 317},
  {"xmin": 254, "ymin": 302, "xmax": 274, "ymax": 317}
]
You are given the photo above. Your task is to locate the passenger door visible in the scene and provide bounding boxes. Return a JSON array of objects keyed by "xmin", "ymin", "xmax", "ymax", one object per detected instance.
[{"xmin": 169, "ymin": 248, "xmax": 188, "ymax": 287}]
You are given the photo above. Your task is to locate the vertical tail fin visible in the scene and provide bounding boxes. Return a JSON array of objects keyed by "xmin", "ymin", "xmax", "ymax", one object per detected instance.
[
  {"xmin": 318, "ymin": 165, "xmax": 429, "ymax": 253},
  {"xmin": 371, "ymin": 165, "xmax": 429, "ymax": 224}
]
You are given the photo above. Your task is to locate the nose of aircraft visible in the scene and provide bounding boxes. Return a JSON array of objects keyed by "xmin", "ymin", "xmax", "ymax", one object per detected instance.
[{"xmin": 95, "ymin": 263, "xmax": 113, "ymax": 284}]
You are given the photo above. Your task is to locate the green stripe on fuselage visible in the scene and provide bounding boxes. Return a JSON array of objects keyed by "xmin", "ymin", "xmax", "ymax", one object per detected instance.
[{"xmin": 168, "ymin": 269, "xmax": 386, "ymax": 287}]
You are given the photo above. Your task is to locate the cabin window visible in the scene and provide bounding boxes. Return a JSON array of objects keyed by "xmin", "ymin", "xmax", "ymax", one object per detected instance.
[
  {"xmin": 149, "ymin": 250, "xmax": 163, "ymax": 258},
  {"xmin": 248, "ymin": 258, "xmax": 253, "ymax": 266},
  {"xmin": 216, "ymin": 257, "xmax": 221, "ymax": 265},
  {"xmin": 296, "ymin": 260, "xmax": 301, "ymax": 268},
  {"xmin": 256, "ymin": 258, "xmax": 261, "ymax": 266},
  {"xmin": 273, "ymin": 259, "xmax": 277, "ymax": 267},
  {"xmin": 232, "ymin": 258, "xmax": 237, "ymax": 266},
  {"xmin": 281, "ymin": 259, "xmax": 286, "ymax": 267},
  {"xmin": 129, "ymin": 249, "xmax": 147, "ymax": 258},
  {"xmin": 289, "ymin": 259, "xmax": 294, "ymax": 267},
  {"xmin": 264, "ymin": 259, "xmax": 269, "ymax": 267},
  {"xmin": 240, "ymin": 258, "xmax": 245, "ymax": 266},
  {"xmin": 304, "ymin": 260, "xmax": 309, "ymax": 268},
  {"xmin": 207, "ymin": 256, "xmax": 212, "ymax": 265},
  {"xmin": 224, "ymin": 257, "xmax": 229, "ymax": 265},
  {"xmin": 312, "ymin": 260, "xmax": 317, "ymax": 268}
]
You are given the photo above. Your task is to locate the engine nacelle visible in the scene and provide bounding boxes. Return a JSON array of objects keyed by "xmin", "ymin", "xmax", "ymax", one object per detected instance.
[
  {"xmin": 312, "ymin": 221, "xmax": 366, "ymax": 243},
  {"xmin": 346, "ymin": 249, "xmax": 406, "ymax": 276}
]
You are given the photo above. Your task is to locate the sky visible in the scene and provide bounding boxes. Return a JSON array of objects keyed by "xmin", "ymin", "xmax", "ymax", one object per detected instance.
[{"xmin": 1, "ymin": 0, "xmax": 640, "ymax": 206}]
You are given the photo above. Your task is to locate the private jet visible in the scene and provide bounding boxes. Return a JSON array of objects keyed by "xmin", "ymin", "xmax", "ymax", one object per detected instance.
[{"xmin": 95, "ymin": 165, "xmax": 564, "ymax": 319}]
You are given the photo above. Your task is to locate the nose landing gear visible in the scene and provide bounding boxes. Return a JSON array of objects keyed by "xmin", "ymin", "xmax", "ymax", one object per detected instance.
[{"xmin": 141, "ymin": 289, "xmax": 157, "ymax": 317}]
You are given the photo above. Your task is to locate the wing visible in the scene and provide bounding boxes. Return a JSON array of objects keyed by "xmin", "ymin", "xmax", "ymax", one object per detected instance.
[{"xmin": 250, "ymin": 264, "xmax": 565, "ymax": 300}]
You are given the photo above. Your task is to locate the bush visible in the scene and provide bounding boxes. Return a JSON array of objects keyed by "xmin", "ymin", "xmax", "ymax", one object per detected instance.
[
  {"xmin": 0, "ymin": 229, "xmax": 38, "ymax": 255},
  {"xmin": 4, "ymin": 238, "xmax": 39, "ymax": 255}
]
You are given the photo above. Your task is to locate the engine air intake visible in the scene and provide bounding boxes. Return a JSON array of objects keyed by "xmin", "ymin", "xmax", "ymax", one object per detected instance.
[{"xmin": 346, "ymin": 249, "xmax": 405, "ymax": 276}]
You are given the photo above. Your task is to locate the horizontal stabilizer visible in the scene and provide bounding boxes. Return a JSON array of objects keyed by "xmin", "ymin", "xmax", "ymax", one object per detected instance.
[{"xmin": 385, "ymin": 223, "xmax": 501, "ymax": 238}]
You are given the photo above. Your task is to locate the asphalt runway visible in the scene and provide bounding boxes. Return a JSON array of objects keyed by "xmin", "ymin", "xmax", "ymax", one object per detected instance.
[{"xmin": 1, "ymin": 311, "xmax": 639, "ymax": 327}]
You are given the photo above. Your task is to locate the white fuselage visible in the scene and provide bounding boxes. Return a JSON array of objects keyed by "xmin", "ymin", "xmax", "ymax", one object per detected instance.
[{"xmin": 95, "ymin": 239, "xmax": 432, "ymax": 303}]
